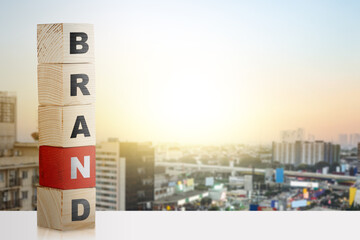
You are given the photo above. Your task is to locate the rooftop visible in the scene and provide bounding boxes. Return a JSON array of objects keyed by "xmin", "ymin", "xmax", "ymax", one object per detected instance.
[
  {"xmin": 0, "ymin": 156, "xmax": 38, "ymax": 169},
  {"xmin": 0, "ymin": 91, "xmax": 16, "ymax": 97},
  {"xmin": 14, "ymin": 142, "xmax": 38, "ymax": 148}
]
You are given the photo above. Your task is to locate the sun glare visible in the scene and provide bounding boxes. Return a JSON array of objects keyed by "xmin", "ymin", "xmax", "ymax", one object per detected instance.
[{"xmin": 152, "ymin": 75, "xmax": 227, "ymax": 142}]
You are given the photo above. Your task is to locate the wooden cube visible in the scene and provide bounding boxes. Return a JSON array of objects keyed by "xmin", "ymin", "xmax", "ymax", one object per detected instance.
[
  {"xmin": 37, "ymin": 23, "xmax": 94, "ymax": 63},
  {"xmin": 38, "ymin": 63, "xmax": 95, "ymax": 106},
  {"xmin": 37, "ymin": 187, "xmax": 95, "ymax": 231},
  {"xmin": 39, "ymin": 146, "xmax": 96, "ymax": 189},
  {"xmin": 39, "ymin": 105, "xmax": 95, "ymax": 147}
]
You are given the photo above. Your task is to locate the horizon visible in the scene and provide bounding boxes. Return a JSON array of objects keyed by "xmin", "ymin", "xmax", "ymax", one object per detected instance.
[{"xmin": 11, "ymin": 129, "xmax": 359, "ymax": 147}]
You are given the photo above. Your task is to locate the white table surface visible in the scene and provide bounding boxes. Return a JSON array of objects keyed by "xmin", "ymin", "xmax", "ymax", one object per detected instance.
[{"xmin": 0, "ymin": 211, "xmax": 356, "ymax": 240}]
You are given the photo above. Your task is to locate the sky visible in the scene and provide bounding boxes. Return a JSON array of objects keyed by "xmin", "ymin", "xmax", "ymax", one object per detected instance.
[{"xmin": 1, "ymin": 0, "xmax": 360, "ymax": 144}]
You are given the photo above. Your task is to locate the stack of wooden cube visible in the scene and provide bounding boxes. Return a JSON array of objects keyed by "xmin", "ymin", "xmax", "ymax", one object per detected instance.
[{"xmin": 37, "ymin": 23, "xmax": 96, "ymax": 231}]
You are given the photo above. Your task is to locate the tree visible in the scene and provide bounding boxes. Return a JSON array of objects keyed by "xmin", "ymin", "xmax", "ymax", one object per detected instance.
[
  {"xmin": 179, "ymin": 156, "xmax": 197, "ymax": 164},
  {"xmin": 271, "ymin": 161, "xmax": 281, "ymax": 169},
  {"xmin": 200, "ymin": 197, "xmax": 212, "ymax": 206},
  {"xmin": 253, "ymin": 174, "xmax": 265, "ymax": 183},
  {"xmin": 220, "ymin": 157, "xmax": 230, "ymax": 166},
  {"xmin": 296, "ymin": 164, "xmax": 310, "ymax": 171},
  {"xmin": 208, "ymin": 206, "xmax": 220, "ymax": 211},
  {"xmin": 196, "ymin": 184, "xmax": 208, "ymax": 191},
  {"xmin": 329, "ymin": 163, "xmax": 339, "ymax": 173},
  {"xmin": 284, "ymin": 164, "xmax": 294, "ymax": 171},
  {"xmin": 238, "ymin": 156, "xmax": 265, "ymax": 168},
  {"xmin": 314, "ymin": 161, "xmax": 330, "ymax": 171}
]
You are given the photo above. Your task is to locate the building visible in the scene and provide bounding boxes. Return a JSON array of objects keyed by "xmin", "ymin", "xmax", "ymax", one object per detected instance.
[
  {"xmin": 154, "ymin": 171, "xmax": 176, "ymax": 201},
  {"xmin": 338, "ymin": 134, "xmax": 348, "ymax": 148},
  {"xmin": 272, "ymin": 141, "xmax": 340, "ymax": 166},
  {"xmin": 0, "ymin": 92, "xmax": 39, "ymax": 211},
  {"xmin": 152, "ymin": 176, "xmax": 209, "ymax": 210},
  {"xmin": 120, "ymin": 142, "xmax": 154, "ymax": 210},
  {"xmin": 314, "ymin": 141, "xmax": 325, "ymax": 163},
  {"xmin": 0, "ymin": 156, "xmax": 38, "ymax": 210},
  {"xmin": 272, "ymin": 141, "xmax": 295, "ymax": 165},
  {"xmin": 96, "ymin": 139, "xmax": 155, "ymax": 211},
  {"xmin": 300, "ymin": 141, "xmax": 324, "ymax": 165},
  {"xmin": 349, "ymin": 134, "xmax": 360, "ymax": 148},
  {"xmin": 95, "ymin": 141, "xmax": 124, "ymax": 210},
  {"xmin": 154, "ymin": 143, "xmax": 183, "ymax": 162},
  {"xmin": 208, "ymin": 184, "xmax": 226, "ymax": 202},
  {"xmin": 324, "ymin": 143, "xmax": 340, "ymax": 165},
  {"xmin": 0, "ymin": 92, "xmax": 16, "ymax": 156},
  {"xmin": 14, "ymin": 142, "xmax": 39, "ymax": 157},
  {"xmin": 280, "ymin": 128, "xmax": 305, "ymax": 142}
]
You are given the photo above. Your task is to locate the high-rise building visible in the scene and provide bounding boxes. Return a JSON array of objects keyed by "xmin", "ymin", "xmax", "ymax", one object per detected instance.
[
  {"xmin": 280, "ymin": 128, "xmax": 305, "ymax": 142},
  {"xmin": 96, "ymin": 140, "xmax": 154, "ymax": 211},
  {"xmin": 314, "ymin": 141, "xmax": 325, "ymax": 163},
  {"xmin": 0, "ymin": 156, "xmax": 38, "ymax": 210},
  {"xmin": 336, "ymin": 133, "xmax": 360, "ymax": 149},
  {"xmin": 294, "ymin": 141, "xmax": 302, "ymax": 165},
  {"xmin": 338, "ymin": 134, "xmax": 348, "ymax": 148},
  {"xmin": 273, "ymin": 142, "xmax": 297, "ymax": 165},
  {"xmin": 324, "ymin": 143, "xmax": 340, "ymax": 165},
  {"xmin": 120, "ymin": 142, "xmax": 154, "ymax": 210},
  {"xmin": 0, "ymin": 92, "xmax": 39, "ymax": 211},
  {"xmin": 307, "ymin": 134, "xmax": 315, "ymax": 141},
  {"xmin": 272, "ymin": 140, "xmax": 339, "ymax": 166},
  {"xmin": 0, "ymin": 92, "xmax": 16, "ymax": 156},
  {"xmin": 96, "ymin": 140, "xmax": 124, "ymax": 210},
  {"xmin": 349, "ymin": 134, "xmax": 360, "ymax": 148}
]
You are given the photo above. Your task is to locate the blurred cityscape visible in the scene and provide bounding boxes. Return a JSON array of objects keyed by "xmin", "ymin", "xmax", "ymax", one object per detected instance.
[{"xmin": 1, "ymin": 91, "xmax": 360, "ymax": 211}]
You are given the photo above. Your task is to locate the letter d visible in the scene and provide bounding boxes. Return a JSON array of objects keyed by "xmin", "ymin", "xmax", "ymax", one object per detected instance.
[{"xmin": 72, "ymin": 199, "xmax": 90, "ymax": 221}]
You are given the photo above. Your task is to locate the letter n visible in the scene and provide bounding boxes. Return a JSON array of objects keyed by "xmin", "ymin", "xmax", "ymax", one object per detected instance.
[{"xmin": 71, "ymin": 156, "xmax": 90, "ymax": 179}]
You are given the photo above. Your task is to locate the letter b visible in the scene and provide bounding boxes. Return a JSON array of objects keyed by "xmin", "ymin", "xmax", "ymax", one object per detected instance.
[{"xmin": 70, "ymin": 32, "xmax": 89, "ymax": 54}]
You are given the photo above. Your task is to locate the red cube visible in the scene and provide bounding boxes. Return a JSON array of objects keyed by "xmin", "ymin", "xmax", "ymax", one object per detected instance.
[{"xmin": 39, "ymin": 146, "xmax": 96, "ymax": 189}]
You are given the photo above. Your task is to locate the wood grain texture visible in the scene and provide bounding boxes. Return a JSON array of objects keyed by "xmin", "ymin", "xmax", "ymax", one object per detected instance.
[
  {"xmin": 39, "ymin": 146, "xmax": 96, "ymax": 189},
  {"xmin": 39, "ymin": 105, "xmax": 95, "ymax": 147},
  {"xmin": 37, "ymin": 187, "xmax": 95, "ymax": 231},
  {"xmin": 37, "ymin": 23, "xmax": 94, "ymax": 63},
  {"xmin": 38, "ymin": 63, "xmax": 96, "ymax": 106}
]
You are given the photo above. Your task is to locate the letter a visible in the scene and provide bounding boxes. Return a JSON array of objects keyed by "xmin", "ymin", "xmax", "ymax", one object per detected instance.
[{"xmin": 71, "ymin": 115, "xmax": 91, "ymax": 138}]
